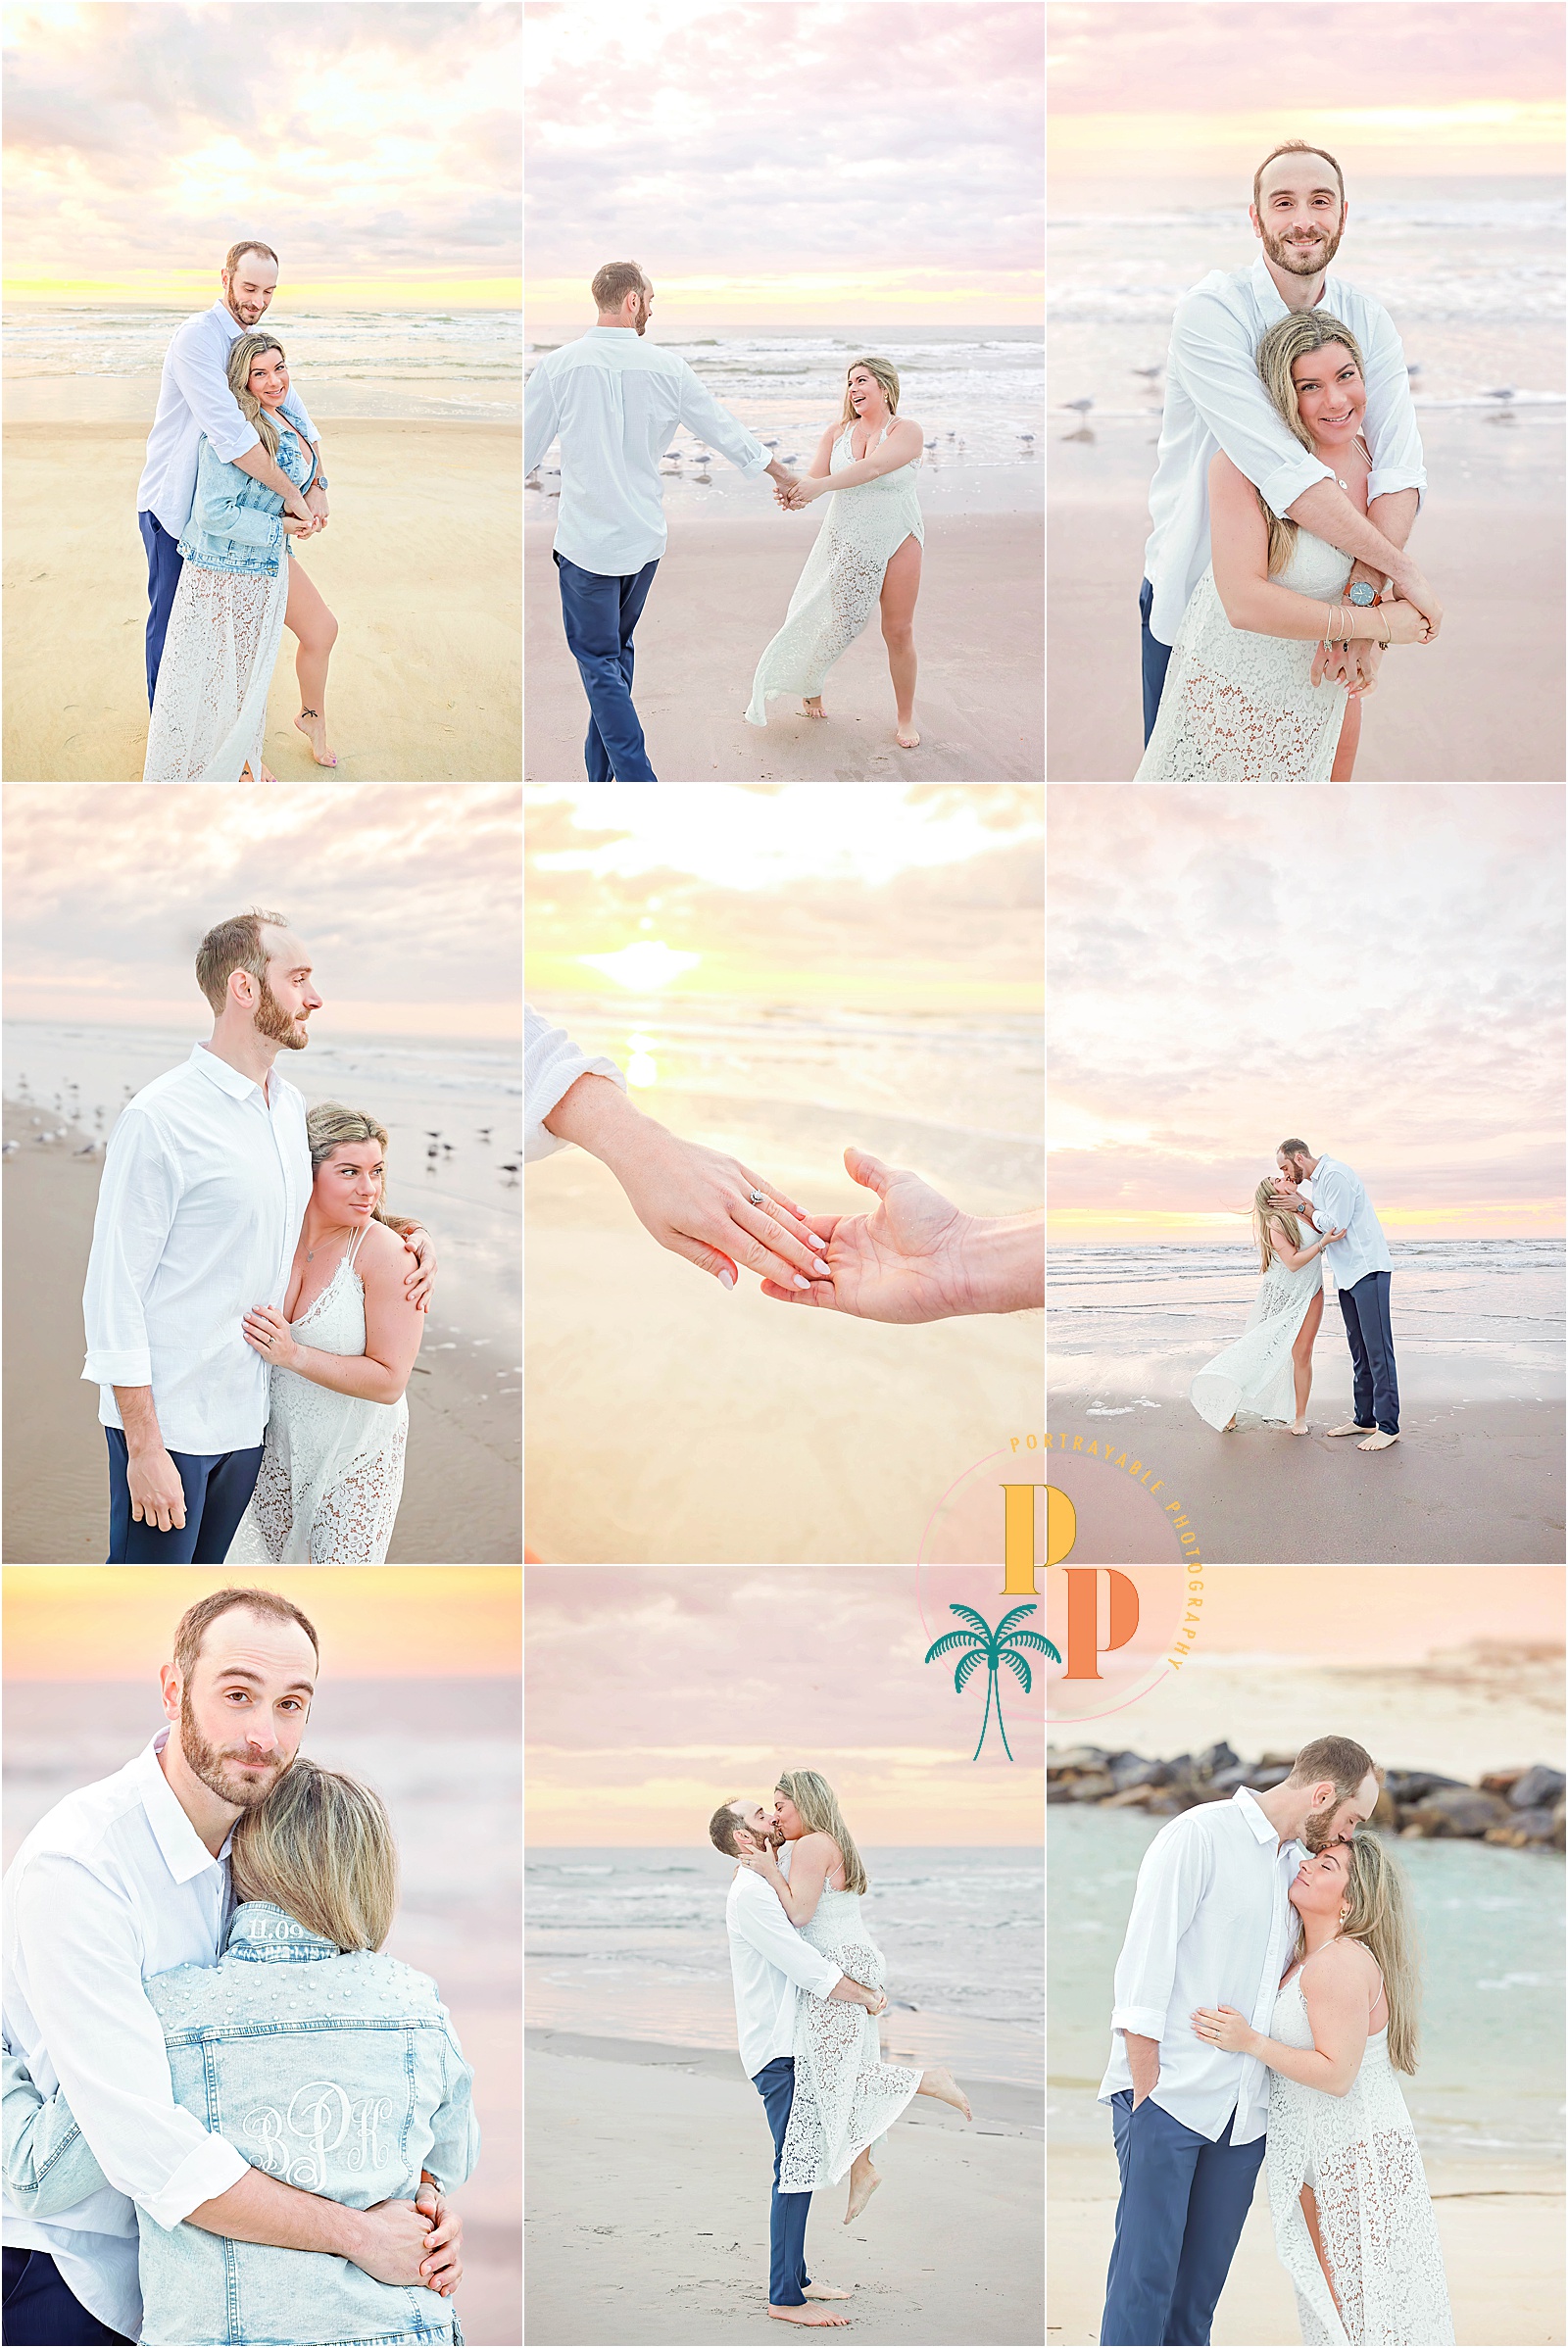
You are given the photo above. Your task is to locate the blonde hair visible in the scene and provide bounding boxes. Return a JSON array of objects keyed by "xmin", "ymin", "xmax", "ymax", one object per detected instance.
[
  {"xmin": 1252, "ymin": 311, "xmax": 1368, "ymax": 574},
  {"xmin": 775, "ymin": 1769, "xmax": 868, "ymax": 1894},
  {"xmin": 226, "ymin": 331, "xmax": 287, "ymax": 463},
  {"xmin": 1295, "ymin": 1831, "xmax": 1422, "ymax": 2076},
  {"xmin": 229, "ymin": 1759, "xmax": 398, "ymax": 1953},
  {"xmin": 307, "ymin": 1102, "xmax": 395, "ymax": 1230},
  {"xmin": 838, "ymin": 356, "xmax": 900, "ymax": 429},
  {"xmin": 1253, "ymin": 1176, "xmax": 1302, "ymax": 1273}
]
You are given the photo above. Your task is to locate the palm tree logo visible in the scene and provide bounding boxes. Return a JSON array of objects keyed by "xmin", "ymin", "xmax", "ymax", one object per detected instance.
[{"xmin": 924, "ymin": 1602, "xmax": 1056, "ymax": 1761}]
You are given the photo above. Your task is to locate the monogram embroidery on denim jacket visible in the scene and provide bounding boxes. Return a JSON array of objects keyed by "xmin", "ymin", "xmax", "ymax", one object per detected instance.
[{"xmin": 243, "ymin": 2080, "xmax": 400, "ymax": 2189}]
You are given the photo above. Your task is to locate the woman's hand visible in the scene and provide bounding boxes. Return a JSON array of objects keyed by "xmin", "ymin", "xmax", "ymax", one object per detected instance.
[
  {"xmin": 737, "ymin": 1844, "xmax": 783, "ymax": 1876},
  {"xmin": 415, "ymin": 2175, "xmax": 463, "ymax": 2297},
  {"xmin": 783, "ymin": 476, "xmax": 822, "ymax": 508},
  {"xmin": 1190, "ymin": 2005, "xmax": 1258, "ymax": 2055},
  {"xmin": 281, "ymin": 514, "xmax": 321, "ymax": 537},
  {"xmin": 1320, "ymin": 1225, "xmax": 1348, "ymax": 1246},
  {"xmin": 1379, "ymin": 596, "xmax": 1433, "ymax": 646},
  {"xmin": 242, "ymin": 1304, "xmax": 302, "ymax": 1368},
  {"xmin": 600, "ymin": 1119, "xmax": 834, "ymax": 1293}
]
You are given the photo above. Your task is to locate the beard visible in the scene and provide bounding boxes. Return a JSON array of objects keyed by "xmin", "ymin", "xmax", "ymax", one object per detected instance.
[
  {"xmin": 1300, "ymin": 1808, "xmax": 1348, "ymax": 1854},
  {"xmin": 1263, "ymin": 217, "xmax": 1344, "ymax": 277},
  {"xmin": 179, "ymin": 1688, "xmax": 289, "ymax": 1810},
  {"xmin": 254, "ymin": 972, "xmax": 310, "ymax": 1052}
]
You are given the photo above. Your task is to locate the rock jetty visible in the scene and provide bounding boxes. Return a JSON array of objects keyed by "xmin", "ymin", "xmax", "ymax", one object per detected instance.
[{"xmin": 1048, "ymin": 1741, "xmax": 1565, "ymax": 1850}]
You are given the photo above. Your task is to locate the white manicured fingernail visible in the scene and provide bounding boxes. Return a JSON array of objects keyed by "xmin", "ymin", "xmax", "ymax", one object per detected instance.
[
  {"xmin": 793, "ymin": 1274, "xmax": 810, "ymax": 1289},
  {"xmin": 813, "ymin": 1257, "xmax": 830, "ymax": 1275},
  {"xmin": 719, "ymin": 1268, "xmax": 736, "ymax": 1289}
]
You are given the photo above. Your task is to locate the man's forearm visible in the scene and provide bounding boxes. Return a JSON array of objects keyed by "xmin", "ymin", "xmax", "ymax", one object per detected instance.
[
  {"xmin": 1344, "ymin": 487, "xmax": 1419, "ymax": 597},
  {"xmin": 1123, "ymin": 2030, "xmax": 1160, "ymax": 2103},
  {"xmin": 957, "ymin": 1213, "xmax": 1045, "ymax": 1314},
  {"xmin": 113, "ymin": 1385, "xmax": 164, "ymax": 1455},
  {"xmin": 828, "ymin": 1972, "xmax": 879, "ymax": 2010},
  {"xmin": 230, "ymin": 444, "xmax": 301, "ymax": 503},
  {"xmin": 1284, "ymin": 480, "xmax": 1407, "ymax": 577},
  {"xmin": 187, "ymin": 2166, "xmax": 364, "ymax": 2258}
]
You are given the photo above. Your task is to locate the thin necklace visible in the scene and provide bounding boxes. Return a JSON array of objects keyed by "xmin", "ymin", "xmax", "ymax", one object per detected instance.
[{"xmin": 305, "ymin": 1222, "xmax": 355, "ymax": 1266}]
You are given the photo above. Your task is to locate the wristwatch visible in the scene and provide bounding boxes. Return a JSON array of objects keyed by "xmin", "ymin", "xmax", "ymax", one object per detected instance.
[
  {"xmin": 312, "ymin": 474, "xmax": 328, "ymax": 492},
  {"xmin": 1347, "ymin": 579, "xmax": 1378, "ymax": 608}
]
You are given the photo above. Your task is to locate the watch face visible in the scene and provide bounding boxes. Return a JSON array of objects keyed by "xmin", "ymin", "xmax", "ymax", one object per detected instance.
[{"xmin": 1348, "ymin": 580, "xmax": 1375, "ymax": 606}]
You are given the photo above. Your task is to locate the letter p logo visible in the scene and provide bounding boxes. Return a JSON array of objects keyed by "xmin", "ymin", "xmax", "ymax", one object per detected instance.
[{"xmin": 1060, "ymin": 1567, "xmax": 1140, "ymax": 1682}]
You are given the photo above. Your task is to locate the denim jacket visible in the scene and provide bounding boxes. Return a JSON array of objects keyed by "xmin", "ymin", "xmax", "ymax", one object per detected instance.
[
  {"xmin": 2, "ymin": 1903, "xmax": 478, "ymax": 2348},
  {"xmin": 178, "ymin": 416, "xmax": 316, "ymax": 580}
]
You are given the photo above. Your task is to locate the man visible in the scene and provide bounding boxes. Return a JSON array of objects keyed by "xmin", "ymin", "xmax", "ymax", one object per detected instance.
[
  {"xmin": 524, "ymin": 261, "xmax": 805, "ymax": 780},
  {"xmin": 1141, "ymin": 141, "xmax": 1441, "ymax": 769},
  {"xmin": 1275, "ymin": 1139, "xmax": 1398, "ymax": 1450},
  {"xmin": 1098, "ymin": 1736, "xmax": 1381, "ymax": 2347},
  {"xmin": 1, "ymin": 1587, "xmax": 462, "ymax": 2346},
  {"xmin": 80, "ymin": 909, "xmax": 436, "ymax": 1561},
  {"xmin": 136, "ymin": 241, "xmax": 330, "ymax": 713},
  {"xmin": 710, "ymin": 1797, "xmax": 886, "ymax": 2330}
]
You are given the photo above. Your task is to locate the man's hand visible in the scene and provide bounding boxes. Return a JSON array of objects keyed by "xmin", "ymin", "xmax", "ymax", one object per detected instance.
[
  {"xmin": 1124, "ymin": 2030, "xmax": 1160, "ymax": 2109},
  {"xmin": 416, "ymin": 2175, "xmax": 463, "ymax": 2297},
  {"xmin": 281, "ymin": 484, "xmax": 313, "ymax": 524},
  {"xmin": 126, "ymin": 1443, "xmax": 187, "ymax": 1534},
  {"xmin": 281, "ymin": 514, "xmax": 321, "ymax": 537},
  {"xmin": 401, "ymin": 1226, "xmax": 436, "ymax": 1312},
  {"xmin": 760, "ymin": 1148, "xmax": 1041, "ymax": 1321},
  {"xmin": 1387, "ymin": 557, "xmax": 1442, "ymax": 638},
  {"xmin": 346, "ymin": 2198, "xmax": 444, "ymax": 2288},
  {"xmin": 305, "ymin": 485, "xmax": 329, "ymax": 528}
]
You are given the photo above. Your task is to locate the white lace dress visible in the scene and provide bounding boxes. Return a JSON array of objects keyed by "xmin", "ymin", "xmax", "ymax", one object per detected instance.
[
  {"xmin": 1135, "ymin": 526, "xmax": 1352, "ymax": 779},
  {"xmin": 1190, "ymin": 1229, "xmax": 1323, "ymax": 1431},
  {"xmin": 226, "ymin": 1226, "xmax": 409, "ymax": 1564},
  {"xmin": 777, "ymin": 1885, "xmax": 923, "ymax": 2190},
  {"xmin": 745, "ymin": 422, "xmax": 923, "ymax": 725},
  {"xmin": 143, "ymin": 420, "xmax": 312, "ymax": 782},
  {"xmin": 1265, "ymin": 1973, "xmax": 1454, "ymax": 2345}
]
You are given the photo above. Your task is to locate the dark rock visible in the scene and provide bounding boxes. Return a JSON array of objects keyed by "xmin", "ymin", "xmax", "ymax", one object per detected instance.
[
  {"xmin": 1258, "ymin": 1751, "xmax": 1298, "ymax": 1771},
  {"xmin": 1109, "ymin": 1757, "xmax": 1165, "ymax": 1793},
  {"xmin": 1371, "ymin": 1786, "xmax": 1399, "ymax": 1829},
  {"xmin": 1485, "ymin": 1807, "xmax": 1560, "ymax": 1848},
  {"xmin": 1065, "ymin": 1772, "xmax": 1116, "ymax": 1801},
  {"xmin": 1048, "ymin": 1745, "xmax": 1110, "ymax": 1779},
  {"xmin": 1479, "ymin": 1769, "xmax": 1528, "ymax": 1796},
  {"xmin": 1146, "ymin": 1789, "xmax": 1200, "ymax": 1815},
  {"xmin": 1400, "ymin": 1786, "xmax": 1513, "ymax": 1839},
  {"xmin": 1208, "ymin": 1761, "xmax": 1291, "ymax": 1795},
  {"xmin": 1047, "ymin": 1785, "xmax": 1075, "ymax": 1804},
  {"xmin": 1102, "ymin": 1785, "xmax": 1159, "ymax": 1809},
  {"xmin": 1193, "ymin": 1740, "xmax": 1239, "ymax": 1780},
  {"xmin": 1509, "ymin": 1766, "xmax": 1566, "ymax": 1811},
  {"xmin": 1383, "ymin": 1770, "xmax": 1468, "ymax": 1806}
]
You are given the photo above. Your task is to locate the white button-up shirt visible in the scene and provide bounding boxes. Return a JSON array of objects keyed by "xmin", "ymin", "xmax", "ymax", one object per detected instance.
[
  {"xmin": 1144, "ymin": 254, "xmax": 1427, "ymax": 645},
  {"xmin": 525, "ymin": 326, "xmax": 772, "ymax": 575},
  {"xmin": 1301, "ymin": 1154, "xmax": 1393, "ymax": 1293},
  {"xmin": 524, "ymin": 1004, "xmax": 628, "ymax": 1163},
  {"xmin": 136, "ymin": 301, "xmax": 318, "ymax": 541},
  {"xmin": 81, "ymin": 1044, "xmax": 311, "ymax": 1454},
  {"xmin": 725, "ymin": 1864, "xmax": 844, "ymax": 2080},
  {"xmin": 1, "ymin": 1728, "xmax": 252, "ymax": 2341},
  {"xmin": 1099, "ymin": 1787, "xmax": 1306, "ymax": 2144}
]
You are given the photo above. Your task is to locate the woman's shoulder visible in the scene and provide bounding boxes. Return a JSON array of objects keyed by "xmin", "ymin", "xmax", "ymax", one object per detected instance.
[
  {"xmin": 888, "ymin": 415, "xmax": 921, "ymax": 440},
  {"xmin": 798, "ymin": 1830, "xmax": 843, "ymax": 1863},
  {"xmin": 1306, "ymin": 1934, "xmax": 1380, "ymax": 1985},
  {"xmin": 354, "ymin": 1217, "xmax": 410, "ymax": 1277}
]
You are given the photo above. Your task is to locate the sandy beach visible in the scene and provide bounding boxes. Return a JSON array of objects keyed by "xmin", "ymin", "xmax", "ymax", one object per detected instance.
[
  {"xmin": 1045, "ymin": 1398, "xmax": 1566, "ymax": 1563},
  {"xmin": 1, "ymin": 1103, "xmax": 520, "ymax": 1562},
  {"xmin": 1047, "ymin": 489, "xmax": 1566, "ymax": 781},
  {"xmin": 525, "ymin": 512, "xmax": 1044, "ymax": 781},
  {"xmin": 1048, "ymin": 2142, "xmax": 1563, "ymax": 2347},
  {"xmin": 2, "ymin": 421, "xmax": 520, "ymax": 781},
  {"xmin": 526, "ymin": 2033, "xmax": 1044, "ymax": 2346},
  {"xmin": 525, "ymin": 1144, "xmax": 1043, "ymax": 1564}
]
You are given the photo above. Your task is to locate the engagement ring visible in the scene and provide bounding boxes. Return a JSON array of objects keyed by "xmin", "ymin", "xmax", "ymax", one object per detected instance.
[{"xmin": 748, "ymin": 1189, "xmax": 764, "ymax": 1206}]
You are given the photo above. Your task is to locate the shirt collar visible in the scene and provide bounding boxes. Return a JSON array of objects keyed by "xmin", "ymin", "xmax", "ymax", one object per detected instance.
[
  {"xmin": 189, "ymin": 1040, "xmax": 268, "ymax": 1104},
  {"xmin": 224, "ymin": 1900, "xmax": 341, "ymax": 1962},
  {"xmin": 1231, "ymin": 1785, "xmax": 1282, "ymax": 1845},
  {"xmin": 135, "ymin": 1729, "xmax": 232, "ymax": 1884},
  {"xmin": 1250, "ymin": 250, "xmax": 1331, "ymax": 323}
]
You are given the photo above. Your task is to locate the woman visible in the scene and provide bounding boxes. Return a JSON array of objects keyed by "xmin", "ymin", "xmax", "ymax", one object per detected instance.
[
  {"xmin": 227, "ymin": 1104, "xmax": 423, "ymax": 1563},
  {"xmin": 746, "ymin": 358, "xmax": 926, "ymax": 750},
  {"xmin": 144, "ymin": 332, "xmax": 340, "ymax": 783},
  {"xmin": 3, "ymin": 1759, "xmax": 477, "ymax": 2348},
  {"xmin": 739, "ymin": 1769, "xmax": 972, "ymax": 2222},
  {"xmin": 1137, "ymin": 313, "xmax": 1433, "ymax": 780},
  {"xmin": 1190, "ymin": 1177, "xmax": 1345, "ymax": 1435},
  {"xmin": 1192, "ymin": 1834, "xmax": 1453, "ymax": 2345}
]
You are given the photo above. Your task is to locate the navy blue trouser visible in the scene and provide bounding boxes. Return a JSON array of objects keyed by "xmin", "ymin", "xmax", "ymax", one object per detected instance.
[
  {"xmin": 2, "ymin": 2250, "xmax": 132, "ymax": 2344},
  {"xmin": 553, "ymin": 549, "xmax": 660, "ymax": 779},
  {"xmin": 1339, "ymin": 1268, "xmax": 1399, "ymax": 1434},
  {"xmin": 1101, "ymin": 2092, "xmax": 1265, "ymax": 2346},
  {"xmin": 106, "ymin": 1427, "xmax": 265, "ymax": 1562},
  {"xmin": 1140, "ymin": 578, "xmax": 1173, "ymax": 747},
  {"xmin": 138, "ymin": 511, "xmax": 185, "ymax": 709},
  {"xmin": 752, "ymin": 2056, "xmax": 813, "ymax": 2309}
]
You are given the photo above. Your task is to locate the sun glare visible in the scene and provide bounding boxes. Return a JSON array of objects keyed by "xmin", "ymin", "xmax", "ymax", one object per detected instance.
[{"xmin": 578, "ymin": 943, "xmax": 702, "ymax": 991}]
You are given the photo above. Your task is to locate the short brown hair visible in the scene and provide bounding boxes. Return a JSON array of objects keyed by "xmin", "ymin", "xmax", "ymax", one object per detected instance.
[
  {"xmin": 593, "ymin": 261, "xmax": 648, "ymax": 314},
  {"xmin": 709, "ymin": 1797, "xmax": 749, "ymax": 1856},
  {"xmin": 172, "ymin": 1587, "xmax": 319, "ymax": 1688},
  {"xmin": 224, "ymin": 240, "xmax": 279, "ymax": 278},
  {"xmin": 195, "ymin": 908, "xmax": 290, "ymax": 1014},
  {"xmin": 1288, "ymin": 1736, "xmax": 1378, "ymax": 1803},
  {"xmin": 1277, "ymin": 1138, "xmax": 1311, "ymax": 1160},
  {"xmin": 1252, "ymin": 142, "xmax": 1344, "ymax": 218},
  {"xmin": 230, "ymin": 1759, "xmax": 396, "ymax": 1952}
]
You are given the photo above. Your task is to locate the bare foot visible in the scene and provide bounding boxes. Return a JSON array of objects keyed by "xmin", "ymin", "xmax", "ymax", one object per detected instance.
[
  {"xmin": 803, "ymin": 2283, "xmax": 854, "ymax": 2299},
  {"xmin": 844, "ymin": 2160, "xmax": 880, "ymax": 2222},
  {"xmin": 1325, "ymin": 1422, "xmax": 1375, "ymax": 1438},
  {"xmin": 1290, "ymin": 1418, "xmax": 1311, "ymax": 1435},
  {"xmin": 916, "ymin": 2064, "xmax": 972, "ymax": 2121},
  {"xmin": 768, "ymin": 2309, "xmax": 851, "ymax": 2327},
  {"xmin": 803, "ymin": 698, "xmax": 827, "ymax": 719},
  {"xmin": 295, "ymin": 709, "xmax": 339, "ymax": 767},
  {"xmin": 1357, "ymin": 1430, "xmax": 1399, "ymax": 1450},
  {"xmin": 895, "ymin": 723, "xmax": 920, "ymax": 748},
  {"xmin": 1222, "ymin": 1415, "xmax": 1237, "ymax": 1432},
  {"xmin": 239, "ymin": 760, "xmax": 277, "ymax": 783}
]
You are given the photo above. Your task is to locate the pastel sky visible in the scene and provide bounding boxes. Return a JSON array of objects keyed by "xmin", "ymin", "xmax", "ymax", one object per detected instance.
[
  {"xmin": 1048, "ymin": 0, "xmax": 1566, "ymax": 178},
  {"xmin": 526, "ymin": 783, "xmax": 1045, "ymax": 1010},
  {"xmin": 2, "ymin": 1568, "xmax": 522, "ymax": 1678},
  {"xmin": 2, "ymin": 0, "xmax": 520, "ymax": 306},
  {"xmin": 526, "ymin": 0, "xmax": 1044, "ymax": 327},
  {"xmin": 525, "ymin": 1566, "xmax": 1045, "ymax": 1843},
  {"xmin": 2, "ymin": 785, "xmax": 521, "ymax": 1036},
  {"xmin": 1048, "ymin": 785, "xmax": 1566, "ymax": 1243}
]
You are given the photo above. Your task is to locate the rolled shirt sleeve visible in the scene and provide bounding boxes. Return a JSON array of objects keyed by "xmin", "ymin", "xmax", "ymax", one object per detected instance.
[
  {"xmin": 1308, "ymin": 1162, "xmax": 1349, "ymax": 1240},
  {"xmin": 1169, "ymin": 286, "xmax": 1335, "ymax": 516},
  {"xmin": 1, "ymin": 2051, "xmax": 111, "ymax": 2218},
  {"xmin": 1109, "ymin": 1822, "xmax": 1212, "ymax": 2046},
  {"xmin": 524, "ymin": 359, "xmax": 562, "ymax": 475},
  {"xmin": 729, "ymin": 1879, "xmax": 844, "ymax": 2001},
  {"xmin": 675, "ymin": 363, "xmax": 771, "ymax": 478},
  {"xmin": 81, "ymin": 1110, "xmax": 184, "ymax": 1391},
  {"xmin": 524, "ymin": 1004, "xmax": 627, "ymax": 1162},
  {"xmin": 13, "ymin": 1859, "xmax": 249, "ymax": 2229}
]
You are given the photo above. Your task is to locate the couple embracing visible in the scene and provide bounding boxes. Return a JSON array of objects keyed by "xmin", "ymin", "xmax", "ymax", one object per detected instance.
[
  {"xmin": 140, "ymin": 240, "xmax": 340, "ymax": 780},
  {"xmin": 710, "ymin": 1774, "xmax": 972, "ymax": 2328},
  {"xmin": 1100, "ymin": 1736, "xmax": 1453, "ymax": 2345},
  {"xmin": 525, "ymin": 263, "xmax": 926, "ymax": 779}
]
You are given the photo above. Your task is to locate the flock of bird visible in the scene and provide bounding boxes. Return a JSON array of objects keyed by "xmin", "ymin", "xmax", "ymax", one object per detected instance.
[{"xmin": 528, "ymin": 422, "xmax": 1041, "ymax": 495}]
